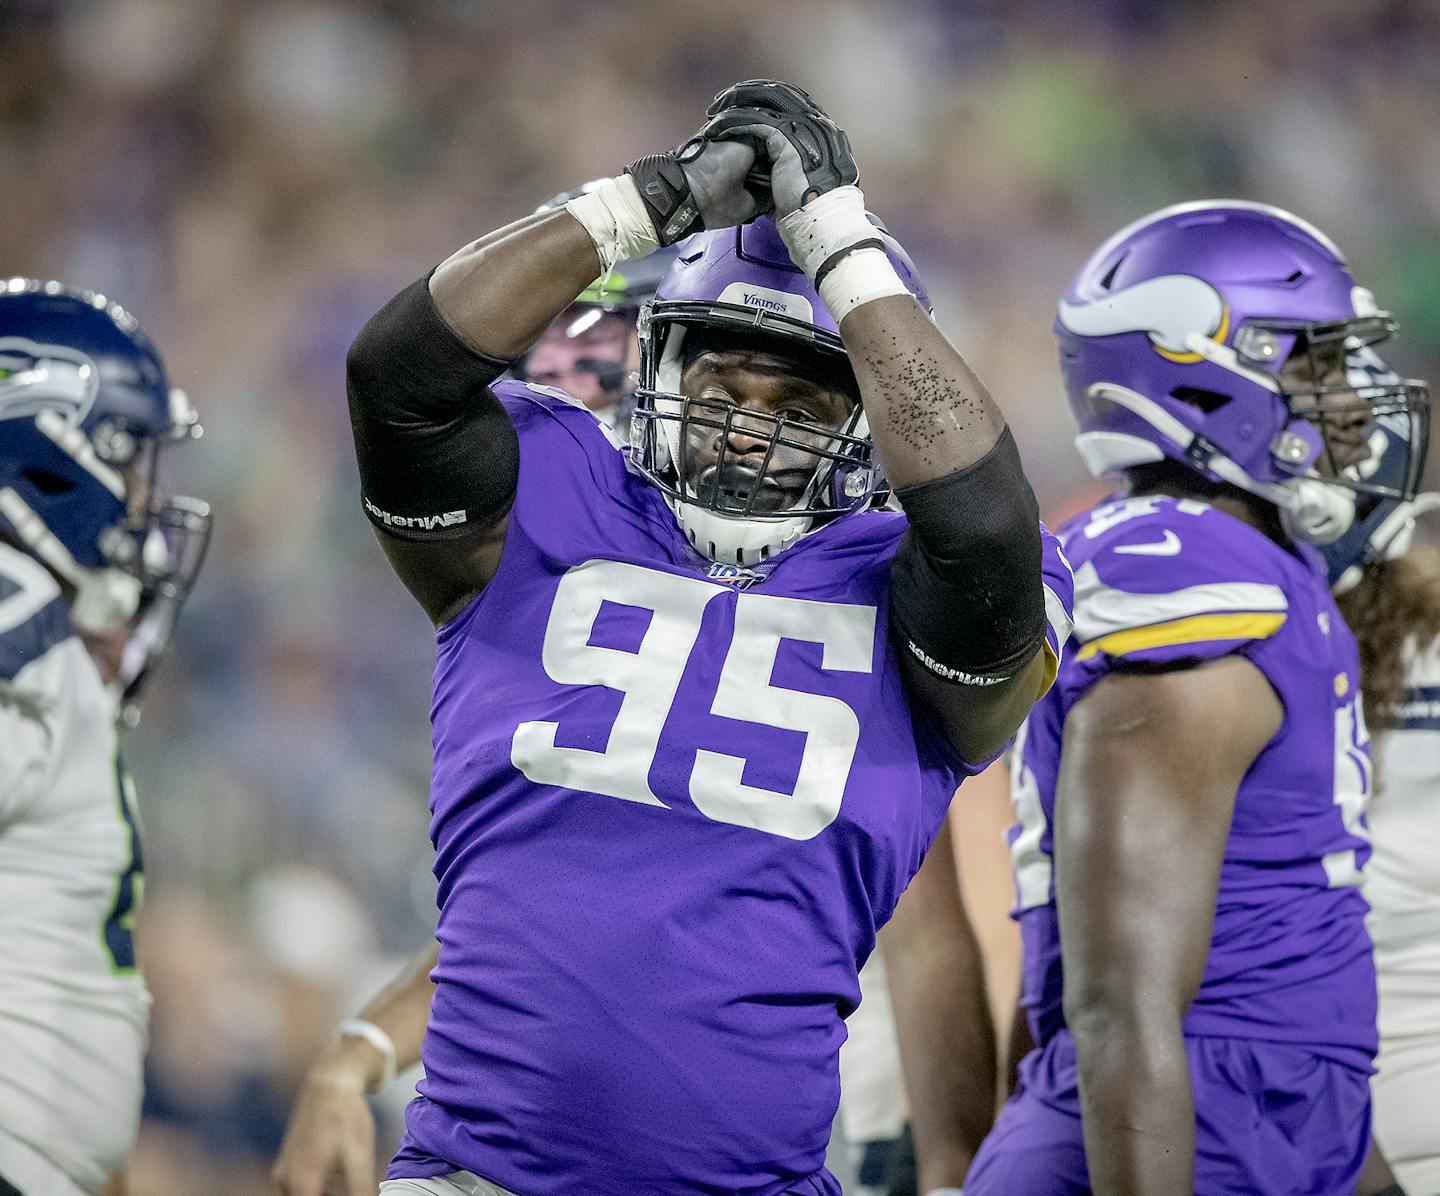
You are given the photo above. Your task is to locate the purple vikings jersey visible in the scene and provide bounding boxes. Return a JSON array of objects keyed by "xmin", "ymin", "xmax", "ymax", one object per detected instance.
[
  {"xmin": 390, "ymin": 383, "xmax": 1070, "ymax": 1195},
  {"xmin": 1010, "ymin": 494, "xmax": 1377, "ymax": 1068}
]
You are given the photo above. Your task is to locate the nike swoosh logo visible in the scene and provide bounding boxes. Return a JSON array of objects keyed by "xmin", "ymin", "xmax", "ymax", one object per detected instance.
[{"xmin": 1113, "ymin": 530, "xmax": 1182, "ymax": 556}]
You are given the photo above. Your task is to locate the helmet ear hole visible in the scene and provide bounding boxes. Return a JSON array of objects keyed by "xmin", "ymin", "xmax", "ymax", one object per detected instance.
[
  {"xmin": 1170, "ymin": 386, "xmax": 1233, "ymax": 414},
  {"xmin": 21, "ymin": 467, "xmax": 76, "ymax": 496}
]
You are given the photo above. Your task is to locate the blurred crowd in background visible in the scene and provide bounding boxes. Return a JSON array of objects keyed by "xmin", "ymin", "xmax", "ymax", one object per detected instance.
[{"xmin": 3, "ymin": 0, "xmax": 1439, "ymax": 1190}]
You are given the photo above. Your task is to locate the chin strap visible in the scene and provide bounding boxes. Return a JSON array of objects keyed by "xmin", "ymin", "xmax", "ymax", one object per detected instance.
[
  {"xmin": 1083, "ymin": 383, "xmax": 1357, "ymax": 544},
  {"xmin": 669, "ymin": 498, "xmax": 811, "ymax": 566}
]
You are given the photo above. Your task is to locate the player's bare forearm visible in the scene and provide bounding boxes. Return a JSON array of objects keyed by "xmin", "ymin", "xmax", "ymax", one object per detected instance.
[
  {"xmin": 881, "ymin": 821, "xmax": 996, "ymax": 1189},
  {"xmin": 429, "ymin": 212, "xmax": 603, "ymax": 358},
  {"xmin": 273, "ymin": 945, "xmax": 438, "ymax": 1196},
  {"xmin": 1068, "ymin": 1003, "xmax": 1197, "ymax": 1192},
  {"xmin": 846, "ymin": 295, "xmax": 1048, "ymax": 758},
  {"xmin": 840, "ymin": 296, "xmax": 1007, "ymax": 489},
  {"xmin": 354, "ymin": 941, "xmax": 438, "ymax": 1072}
]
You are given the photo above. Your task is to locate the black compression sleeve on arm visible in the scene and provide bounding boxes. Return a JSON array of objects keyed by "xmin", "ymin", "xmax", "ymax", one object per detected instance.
[
  {"xmin": 346, "ymin": 274, "xmax": 519, "ymax": 540},
  {"xmin": 890, "ymin": 426, "xmax": 1046, "ymax": 684}
]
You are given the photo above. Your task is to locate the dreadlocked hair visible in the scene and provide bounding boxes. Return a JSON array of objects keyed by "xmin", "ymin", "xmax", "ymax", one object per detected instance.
[{"xmin": 1336, "ymin": 545, "xmax": 1440, "ymax": 735}]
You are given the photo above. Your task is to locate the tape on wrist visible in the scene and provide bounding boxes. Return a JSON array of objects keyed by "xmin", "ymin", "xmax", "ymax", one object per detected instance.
[
  {"xmin": 777, "ymin": 185, "xmax": 906, "ymax": 322},
  {"xmin": 776, "ymin": 185, "xmax": 874, "ymax": 272},
  {"xmin": 338, "ymin": 1017, "xmax": 398, "ymax": 1093},
  {"xmin": 817, "ymin": 246, "xmax": 909, "ymax": 324},
  {"xmin": 563, "ymin": 175, "xmax": 660, "ymax": 276}
]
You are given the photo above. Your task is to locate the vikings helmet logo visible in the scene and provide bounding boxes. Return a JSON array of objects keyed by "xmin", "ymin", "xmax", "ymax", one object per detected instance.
[{"xmin": 1057, "ymin": 274, "xmax": 1229, "ymax": 364}]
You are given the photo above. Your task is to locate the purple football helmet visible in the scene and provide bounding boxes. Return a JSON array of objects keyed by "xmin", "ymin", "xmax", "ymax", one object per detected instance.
[
  {"xmin": 630, "ymin": 215, "xmax": 929, "ymax": 564},
  {"xmin": 1056, "ymin": 200, "xmax": 1429, "ymax": 543}
]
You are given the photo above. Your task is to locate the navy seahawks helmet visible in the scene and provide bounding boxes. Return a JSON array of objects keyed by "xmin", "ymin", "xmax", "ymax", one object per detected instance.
[
  {"xmin": 0, "ymin": 278, "xmax": 211, "ymax": 712},
  {"xmin": 1320, "ymin": 348, "xmax": 1437, "ymax": 592}
]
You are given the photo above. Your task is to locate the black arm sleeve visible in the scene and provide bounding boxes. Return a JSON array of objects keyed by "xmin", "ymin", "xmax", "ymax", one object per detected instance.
[
  {"xmin": 889, "ymin": 426, "xmax": 1046, "ymax": 684},
  {"xmin": 345, "ymin": 274, "xmax": 519, "ymax": 541}
]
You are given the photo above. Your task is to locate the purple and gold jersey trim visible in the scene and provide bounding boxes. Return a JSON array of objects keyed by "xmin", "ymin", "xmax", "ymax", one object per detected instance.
[
  {"xmin": 1035, "ymin": 541, "xmax": 1076, "ymax": 698},
  {"xmin": 1071, "ymin": 557, "xmax": 1288, "ymax": 662},
  {"xmin": 1078, "ymin": 610, "xmax": 1288, "ymax": 660}
]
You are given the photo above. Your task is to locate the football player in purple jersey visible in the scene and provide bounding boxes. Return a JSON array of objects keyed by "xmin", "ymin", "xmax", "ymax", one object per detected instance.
[
  {"xmin": 943, "ymin": 202, "xmax": 1430, "ymax": 1196},
  {"xmin": 333, "ymin": 79, "xmax": 1072, "ymax": 1196}
]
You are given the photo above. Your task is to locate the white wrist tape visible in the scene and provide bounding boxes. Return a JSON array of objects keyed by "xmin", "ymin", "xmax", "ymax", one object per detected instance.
[
  {"xmin": 338, "ymin": 1017, "xmax": 398, "ymax": 1092},
  {"xmin": 816, "ymin": 247, "xmax": 910, "ymax": 324},
  {"xmin": 777, "ymin": 185, "xmax": 907, "ymax": 323},
  {"xmin": 777, "ymin": 185, "xmax": 875, "ymax": 276},
  {"xmin": 563, "ymin": 175, "xmax": 660, "ymax": 276}
]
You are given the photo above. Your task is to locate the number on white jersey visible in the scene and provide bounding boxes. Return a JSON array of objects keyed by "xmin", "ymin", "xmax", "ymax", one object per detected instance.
[{"xmin": 512, "ymin": 559, "xmax": 876, "ymax": 840}]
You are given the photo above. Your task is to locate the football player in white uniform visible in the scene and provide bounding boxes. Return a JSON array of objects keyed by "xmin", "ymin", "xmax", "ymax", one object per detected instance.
[
  {"xmin": 1325, "ymin": 411, "xmax": 1440, "ymax": 1196},
  {"xmin": 0, "ymin": 279, "xmax": 209, "ymax": 1195}
]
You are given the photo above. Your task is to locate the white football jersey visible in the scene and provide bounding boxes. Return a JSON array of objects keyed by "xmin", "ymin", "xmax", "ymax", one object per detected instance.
[
  {"xmin": 1365, "ymin": 630, "xmax": 1434, "ymax": 1196},
  {"xmin": 1367, "ymin": 631, "xmax": 1440, "ymax": 1037},
  {"xmin": 1367, "ymin": 630, "xmax": 1440, "ymax": 1195},
  {"xmin": 0, "ymin": 543, "xmax": 149, "ymax": 1194}
]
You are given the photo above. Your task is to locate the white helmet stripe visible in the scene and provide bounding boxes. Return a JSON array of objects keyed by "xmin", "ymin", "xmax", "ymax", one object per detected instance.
[
  {"xmin": 0, "ymin": 486, "xmax": 86, "ymax": 586},
  {"xmin": 34, "ymin": 408, "xmax": 126, "ymax": 498}
]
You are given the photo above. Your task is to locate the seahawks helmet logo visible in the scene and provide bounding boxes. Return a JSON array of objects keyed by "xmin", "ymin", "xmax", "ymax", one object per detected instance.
[{"xmin": 0, "ymin": 338, "xmax": 100, "ymax": 427}]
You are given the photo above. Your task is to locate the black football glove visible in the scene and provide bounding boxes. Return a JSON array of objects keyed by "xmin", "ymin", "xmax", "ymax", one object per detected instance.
[
  {"xmin": 700, "ymin": 79, "xmax": 859, "ymax": 218},
  {"xmin": 625, "ymin": 125, "xmax": 769, "ymax": 246}
]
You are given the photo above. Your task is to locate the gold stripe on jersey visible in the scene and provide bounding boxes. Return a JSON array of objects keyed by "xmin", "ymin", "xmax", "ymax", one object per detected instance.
[{"xmin": 1077, "ymin": 611, "xmax": 1288, "ymax": 661}]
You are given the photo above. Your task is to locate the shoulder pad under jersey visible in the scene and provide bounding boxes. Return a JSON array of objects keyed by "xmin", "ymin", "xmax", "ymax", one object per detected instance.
[{"xmin": 1059, "ymin": 496, "xmax": 1292, "ymax": 668}]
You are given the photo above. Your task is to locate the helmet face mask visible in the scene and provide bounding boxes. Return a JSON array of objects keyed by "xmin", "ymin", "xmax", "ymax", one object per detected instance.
[
  {"xmin": 629, "ymin": 218, "xmax": 928, "ymax": 564},
  {"xmin": 1319, "ymin": 352, "xmax": 1439, "ymax": 593},
  {"xmin": 1264, "ymin": 322, "xmax": 1429, "ymax": 502},
  {"xmin": 632, "ymin": 299, "xmax": 879, "ymax": 533},
  {"xmin": 1057, "ymin": 201, "xmax": 1431, "ymax": 541}
]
